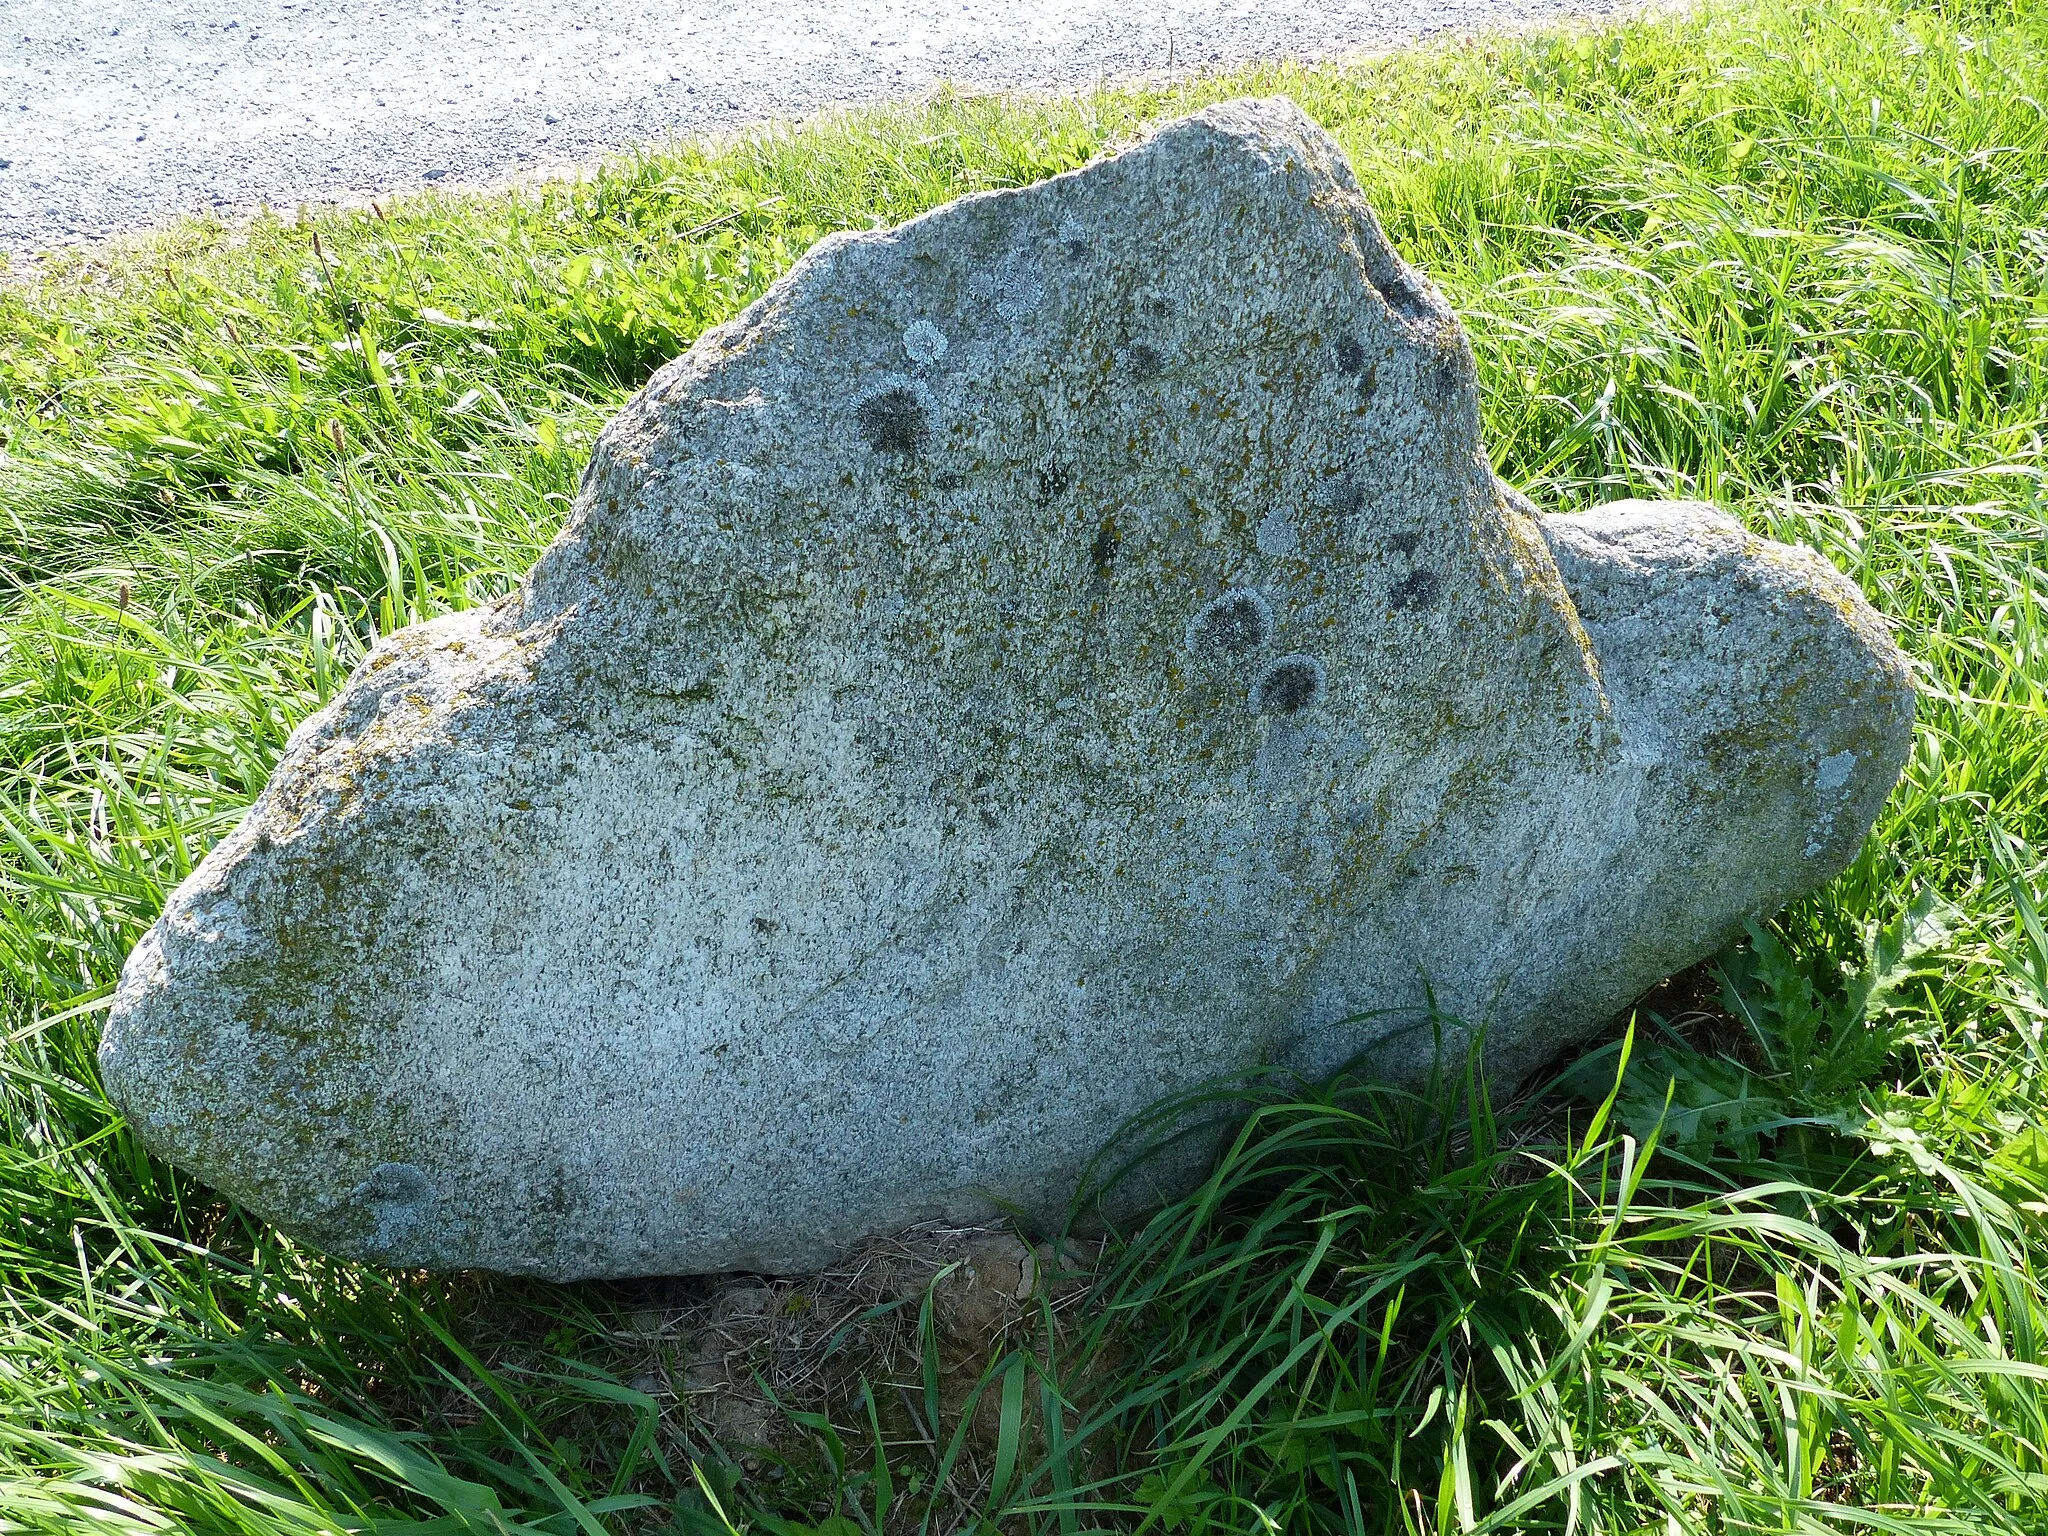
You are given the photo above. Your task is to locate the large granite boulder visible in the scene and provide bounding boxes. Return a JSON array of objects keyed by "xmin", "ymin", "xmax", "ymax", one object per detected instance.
[{"xmin": 100, "ymin": 99, "xmax": 1914, "ymax": 1279}]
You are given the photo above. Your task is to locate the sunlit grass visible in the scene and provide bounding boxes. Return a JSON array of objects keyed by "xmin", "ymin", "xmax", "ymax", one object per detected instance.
[{"xmin": 2, "ymin": 0, "xmax": 2046, "ymax": 1528}]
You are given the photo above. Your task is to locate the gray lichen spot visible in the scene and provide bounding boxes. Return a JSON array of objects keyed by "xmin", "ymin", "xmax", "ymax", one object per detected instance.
[
  {"xmin": 1187, "ymin": 588, "xmax": 1273, "ymax": 659},
  {"xmin": 901, "ymin": 320, "xmax": 948, "ymax": 367},
  {"xmin": 1256, "ymin": 507, "xmax": 1300, "ymax": 557},
  {"xmin": 351, "ymin": 1161, "xmax": 434, "ymax": 1253},
  {"xmin": 1805, "ymin": 749, "xmax": 1861, "ymax": 858},
  {"xmin": 981, "ymin": 257, "xmax": 1045, "ymax": 321},
  {"xmin": 855, "ymin": 378, "xmax": 931, "ymax": 456},
  {"xmin": 1389, "ymin": 569, "xmax": 1442, "ymax": 612},
  {"xmin": 1816, "ymin": 750, "xmax": 1858, "ymax": 794},
  {"xmin": 1251, "ymin": 654, "xmax": 1326, "ymax": 715}
]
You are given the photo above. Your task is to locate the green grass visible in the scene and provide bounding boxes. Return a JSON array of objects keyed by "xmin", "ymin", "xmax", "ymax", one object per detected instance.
[{"xmin": 3, "ymin": 0, "xmax": 2047, "ymax": 1528}]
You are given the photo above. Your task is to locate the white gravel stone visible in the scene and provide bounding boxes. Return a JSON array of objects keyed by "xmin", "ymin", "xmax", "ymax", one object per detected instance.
[{"xmin": 99, "ymin": 101, "xmax": 1913, "ymax": 1280}]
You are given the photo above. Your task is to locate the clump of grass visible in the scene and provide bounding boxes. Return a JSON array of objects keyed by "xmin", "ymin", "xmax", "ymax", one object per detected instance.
[
  {"xmin": 1021, "ymin": 903, "xmax": 2048, "ymax": 1533},
  {"xmin": 1, "ymin": 0, "xmax": 2046, "ymax": 1529}
]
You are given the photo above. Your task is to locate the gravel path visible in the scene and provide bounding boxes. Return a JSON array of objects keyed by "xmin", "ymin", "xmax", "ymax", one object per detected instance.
[{"xmin": 1, "ymin": 0, "xmax": 1615, "ymax": 255}]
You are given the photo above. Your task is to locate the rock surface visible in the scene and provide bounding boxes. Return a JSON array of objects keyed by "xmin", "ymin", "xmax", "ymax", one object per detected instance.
[{"xmin": 100, "ymin": 99, "xmax": 1914, "ymax": 1280}]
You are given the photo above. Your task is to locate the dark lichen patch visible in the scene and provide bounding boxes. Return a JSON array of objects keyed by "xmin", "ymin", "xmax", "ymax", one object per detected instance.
[
  {"xmin": 1358, "ymin": 364, "xmax": 1378, "ymax": 407},
  {"xmin": 1251, "ymin": 654, "xmax": 1326, "ymax": 715},
  {"xmin": 1431, "ymin": 353, "xmax": 1467, "ymax": 403},
  {"xmin": 1035, "ymin": 459, "xmax": 1072, "ymax": 504},
  {"xmin": 1325, "ymin": 478, "xmax": 1367, "ymax": 523},
  {"xmin": 354, "ymin": 1161, "xmax": 431, "ymax": 1205},
  {"xmin": 934, "ymin": 471, "xmax": 967, "ymax": 491},
  {"xmin": 1189, "ymin": 588, "xmax": 1273, "ymax": 657},
  {"xmin": 1335, "ymin": 336, "xmax": 1367, "ymax": 374},
  {"xmin": 1372, "ymin": 268, "xmax": 1435, "ymax": 321},
  {"xmin": 1091, "ymin": 517, "xmax": 1121, "ymax": 577},
  {"xmin": 1390, "ymin": 530, "xmax": 1421, "ymax": 558},
  {"xmin": 1125, "ymin": 342, "xmax": 1164, "ymax": 379},
  {"xmin": 1389, "ymin": 569, "xmax": 1443, "ymax": 612},
  {"xmin": 855, "ymin": 385, "xmax": 929, "ymax": 455}
]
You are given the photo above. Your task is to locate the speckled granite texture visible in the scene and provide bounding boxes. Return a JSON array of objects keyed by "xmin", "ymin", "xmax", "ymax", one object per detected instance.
[{"xmin": 100, "ymin": 99, "xmax": 1913, "ymax": 1279}]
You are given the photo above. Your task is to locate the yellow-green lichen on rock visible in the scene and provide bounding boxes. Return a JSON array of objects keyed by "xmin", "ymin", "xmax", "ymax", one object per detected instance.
[{"xmin": 99, "ymin": 99, "xmax": 1913, "ymax": 1280}]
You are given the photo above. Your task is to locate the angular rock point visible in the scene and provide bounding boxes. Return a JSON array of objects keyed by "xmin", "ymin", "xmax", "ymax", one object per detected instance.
[{"xmin": 102, "ymin": 99, "xmax": 1914, "ymax": 1279}]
